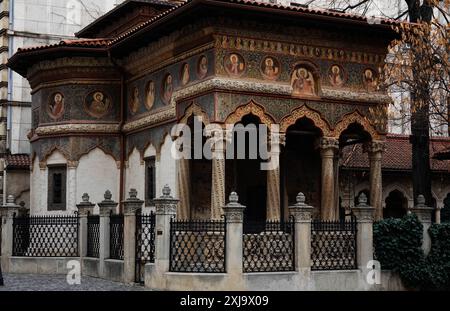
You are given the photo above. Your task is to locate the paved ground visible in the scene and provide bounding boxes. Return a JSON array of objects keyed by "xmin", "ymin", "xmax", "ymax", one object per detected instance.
[{"xmin": 0, "ymin": 273, "xmax": 149, "ymax": 291}]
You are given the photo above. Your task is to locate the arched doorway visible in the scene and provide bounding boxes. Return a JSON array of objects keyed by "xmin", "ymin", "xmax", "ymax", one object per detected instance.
[
  {"xmin": 384, "ymin": 190, "xmax": 408, "ymax": 219},
  {"xmin": 226, "ymin": 114, "xmax": 267, "ymax": 226},
  {"xmin": 281, "ymin": 117, "xmax": 322, "ymax": 220}
]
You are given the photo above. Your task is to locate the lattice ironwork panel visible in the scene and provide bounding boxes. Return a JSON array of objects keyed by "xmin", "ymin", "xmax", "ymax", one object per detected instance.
[
  {"xmin": 87, "ymin": 215, "xmax": 100, "ymax": 258},
  {"xmin": 135, "ymin": 212, "xmax": 156, "ymax": 283},
  {"xmin": 12, "ymin": 215, "xmax": 79, "ymax": 257},
  {"xmin": 170, "ymin": 219, "xmax": 226, "ymax": 273},
  {"xmin": 110, "ymin": 214, "xmax": 124, "ymax": 260},
  {"xmin": 243, "ymin": 219, "xmax": 295, "ymax": 273},
  {"xmin": 311, "ymin": 219, "xmax": 357, "ymax": 270}
]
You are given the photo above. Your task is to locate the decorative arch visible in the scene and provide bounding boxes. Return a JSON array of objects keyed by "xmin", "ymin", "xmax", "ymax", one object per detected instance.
[
  {"xmin": 382, "ymin": 183, "xmax": 414, "ymax": 209},
  {"xmin": 41, "ymin": 146, "xmax": 70, "ymax": 164},
  {"xmin": 179, "ymin": 103, "xmax": 210, "ymax": 125},
  {"xmin": 280, "ymin": 105, "xmax": 331, "ymax": 135},
  {"xmin": 224, "ymin": 101, "xmax": 275, "ymax": 128},
  {"xmin": 333, "ymin": 110, "xmax": 380, "ymax": 140}
]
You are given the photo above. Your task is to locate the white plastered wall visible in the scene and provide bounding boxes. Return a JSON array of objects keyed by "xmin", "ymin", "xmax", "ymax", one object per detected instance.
[{"xmin": 158, "ymin": 134, "xmax": 177, "ymax": 199}]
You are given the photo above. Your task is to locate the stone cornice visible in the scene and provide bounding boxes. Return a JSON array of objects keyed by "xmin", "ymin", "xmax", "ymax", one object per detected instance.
[{"xmin": 35, "ymin": 123, "xmax": 121, "ymax": 136}]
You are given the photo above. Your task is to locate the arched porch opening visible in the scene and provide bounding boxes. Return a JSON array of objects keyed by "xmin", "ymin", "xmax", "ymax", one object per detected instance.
[
  {"xmin": 384, "ymin": 190, "xmax": 408, "ymax": 219},
  {"xmin": 442, "ymin": 193, "xmax": 450, "ymax": 223},
  {"xmin": 225, "ymin": 114, "xmax": 268, "ymax": 227},
  {"xmin": 281, "ymin": 117, "xmax": 323, "ymax": 220}
]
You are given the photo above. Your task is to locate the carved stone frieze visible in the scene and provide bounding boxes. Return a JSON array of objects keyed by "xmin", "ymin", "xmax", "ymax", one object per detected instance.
[{"xmin": 35, "ymin": 123, "xmax": 121, "ymax": 136}]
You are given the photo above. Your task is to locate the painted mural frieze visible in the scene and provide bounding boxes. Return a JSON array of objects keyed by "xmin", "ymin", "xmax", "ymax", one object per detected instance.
[
  {"xmin": 224, "ymin": 53, "xmax": 246, "ymax": 77},
  {"xmin": 197, "ymin": 55, "xmax": 209, "ymax": 79},
  {"xmin": 35, "ymin": 123, "xmax": 121, "ymax": 136},
  {"xmin": 180, "ymin": 63, "xmax": 190, "ymax": 86},
  {"xmin": 291, "ymin": 66, "xmax": 317, "ymax": 97},
  {"xmin": 162, "ymin": 74, "xmax": 174, "ymax": 104},
  {"xmin": 363, "ymin": 68, "xmax": 379, "ymax": 92},
  {"xmin": 47, "ymin": 92, "xmax": 65, "ymax": 120},
  {"xmin": 329, "ymin": 64, "xmax": 346, "ymax": 87},
  {"xmin": 145, "ymin": 81, "xmax": 155, "ymax": 110},
  {"xmin": 84, "ymin": 91, "xmax": 111, "ymax": 119},
  {"xmin": 261, "ymin": 56, "xmax": 280, "ymax": 81}
]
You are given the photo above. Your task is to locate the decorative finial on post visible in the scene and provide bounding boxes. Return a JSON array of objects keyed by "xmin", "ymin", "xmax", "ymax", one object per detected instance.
[
  {"xmin": 223, "ymin": 192, "xmax": 245, "ymax": 223},
  {"xmin": 162, "ymin": 185, "xmax": 172, "ymax": 198},
  {"xmin": 104, "ymin": 190, "xmax": 113, "ymax": 201},
  {"xmin": 357, "ymin": 193, "xmax": 368, "ymax": 207},
  {"xmin": 229, "ymin": 192, "xmax": 239, "ymax": 204},
  {"xmin": 82, "ymin": 193, "xmax": 90, "ymax": 203},
  {"xmin": 289, "ymin": 192, "xmax": 313, "ymax": 221},
  {"xmin": 6, "ymin": 195, "xmax": 15, "ymax": 205},
  {"xmin": 129, "ymin": 189, "xmax": 138, "ymax": 200},
  {"xmin": 417, "ymin": 195, "xmax": 426, "ymax": 207},
  {"xmin": 296, "ymin": 192, "xmax": 306, "ymax": 205}
]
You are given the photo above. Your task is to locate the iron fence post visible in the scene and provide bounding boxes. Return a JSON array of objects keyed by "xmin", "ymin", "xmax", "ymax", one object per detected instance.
[
  {"xmin": 223, "ymin": 192, "xmax": 245, "ymax": 279},
  {"xmin": 152, "ymin": 185, "xmax": 178, "ymax": 285},
  {"xmin": 1, "ymin": 195, "xmax": 21, "ymax": 273},
  {"xmin": 351, "ymin": 193, "xmax": 375, "ymax": 274},
  {"xmin": 122, "ymin": 189, "xmax": 144, "ymax": 284},
  {"xmin": 409, "ymin": 195, "xmax": 434, "ymax": 255},
  {"xmin": 76, "ymin": 193, "xmax": 95, "ymax": 260},
  {"xmin": 97, "ymin": 190, "xmax": 118, "ymax": 278}
]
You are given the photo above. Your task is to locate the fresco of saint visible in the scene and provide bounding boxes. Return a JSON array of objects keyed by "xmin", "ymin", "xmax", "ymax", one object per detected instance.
[
  {"xmin": 261, "ymin": 57, "xmax": 280, "ymax": 80},
  {"xmin": 363, "ymin": 68, "xmax": 378, "ymax": 91},
  {"xmin": 85, "ymin": 91, "xmax": 111, "ymax": 118},
  {"xmin": 129, "ymin": 87, "xmax": 140, "ymax": 114},
  {"xmin": 145, "ymin": 81, "xmax": 155, "ymax": 110},
  {"xmin": 198, "ymin": 55, "xmax": 208, "ymax": 79},
  {"xmin": 291, "ymin": 67, "xmax": 316, "ymax": 96},
  {"xmin": 225, "ymin": 53, "xmax": 245, "ymax": 76},
  {"xmin": 329, "ymin": 65, "xmax": 344, "ymax": 87},
  {"xmin": 181, "ymin": 63, "xmax": 190, "ymax": 86},
  {"xmin": 48, "ymin": 92, "xmax": 64, "ymax": 119},
  {"xmin": 163, "ymin": 74, "xmax": 173, "ymax": 104}
]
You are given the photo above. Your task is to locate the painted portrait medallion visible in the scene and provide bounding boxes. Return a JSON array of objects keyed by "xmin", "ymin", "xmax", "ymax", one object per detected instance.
[
  {"xmin": 180, "ymin": 63, "xmax": 190, "ymax": 86},
  {"xmin": 48, "ymin": 92, "xmax": 65, "ymax": 120},
  {"xmin": 329, "ymin": 64, "xmax": 345, "ymax": 87},
  {"xmin": 129, "ymin": 87, "xmax": 140, "ymax": 114},
  {"xmin": 291, "ymin": 67, "xmax": 316, "ymax": 97},
  {"xmin": 84, "ymin": 91, "xmax": 111, "ymax": 119},
  {"xmin": 261, "ymin": 56, "xmax": 280, "ymax": 80},
  {"xmin": 162, "ymin": 74, "xmax": 173, "ymax": 104},
  {"xmin": 145, "ymin": 81, "xmax": 155, "ymax": 111},
  {"xmin": 197, "ymin": 55, "xmax": 208, "ymax": 79},
  {"xmin": 363, "ymin": 68, "xmax": 378, "ymax": 91},
  {"xmin": 224, "ymin": 53, "xmax": 245, "ymax": 77}
]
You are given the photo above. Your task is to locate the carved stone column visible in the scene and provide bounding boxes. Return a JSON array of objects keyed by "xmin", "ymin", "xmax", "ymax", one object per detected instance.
[
  {"xmin": 67, "ymin": 161, "xmax": 78, "ymax": 213},
  {"xmin": 76, "ymin": 193, "xmax": 95, "ymax": 259},
  {"xmin": 211, "ymin": 140, "xmax": 226, "ymax": 220},
  {"xmin": 122, "ymin": 189, "xmax": 144, "ymax": 283},
  {"xmin": 266, "ymin": 133, "xmax": 282, "ymax": 221},
  {"xmin": 97, "ymin": 190, "xmax": 118, "ymax": 278},
  {"xmin": 409, "ymin": 195, "xmax": 433, "ymax": 254},
  {"xmin": 177, "ymin": 157, "xmax": 190, "ymax": 220},
  {"xmin": 435, "ymin": 206, "xmax": 442, "ymax": 224},
  {"xmin": 318, "ymin": 137, "xmax": 339, "ymax": 220},
  {"xmin": 367, "ymin": 141, "xmax": 385, "ymax": 221},
  {"xmin": 351, "ymin": 193, "xmax": 375, "ymax": 272},
  {"xmin": 289, "ymin": 193, "xmax": 313, "ymax": 270},
  {"xmin": 223, "ymin": 192, "xmax": 245, "ymax": 277}
]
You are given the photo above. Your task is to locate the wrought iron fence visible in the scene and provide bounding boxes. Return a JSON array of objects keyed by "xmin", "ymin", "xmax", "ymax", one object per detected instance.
[
  {"xmin": 109, "ymin": 214, "xmax": 124, "ymax": 260},
  {"xmin": 12, "ymin": 214, "xmax": 79, "ymax": 257},
  {"xmin": 135, "ymin": 212, "xmax": 156, "ymax": 283},
  {"xmin": 170, "ymin": 218, "xmax": 226, "ymax": 273},
  {"xmin": 87, "ymin": 214, "xmax": 100, "ymax": 258},
  {"xmin": 243, "ymin": 218, "xmax": 295, "ymax": 273},
  {"xmin": 311, "ymin": 218, "xmax": 357, "ymax": 270}
]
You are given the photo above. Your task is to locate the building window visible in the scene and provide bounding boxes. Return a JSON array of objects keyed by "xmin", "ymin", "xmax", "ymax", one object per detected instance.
[
  {"xmin": 145, "ymin": 157, "xmax": 156, "ymax": 206},
  {"xmin": 48, "ymin": 165, "xmax": 67, "ymax": 211}
]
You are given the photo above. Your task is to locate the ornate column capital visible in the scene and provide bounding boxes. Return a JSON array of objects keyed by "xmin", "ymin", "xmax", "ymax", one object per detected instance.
[
  {"xmin": 316, "ymin": 137, "xmax": 339, "ymax": 156},
  {"xmin": 154, "ymin": 185, "xmax": 179, "ymax": 216},
  {"xmin": 289, "ymin": 192, "xmax": 314, "ymax": 223},
  {"xmin": 351, "ymin": 193, "xmax": 375, "ymax": 223},
  {"xmin": 223, "ymin": 192, "xmax": 246, "ymax": 223},
  {"xmin": 364, "ymin": 140, "xmax": 386, "ymax": 155},
  {"xmin": 97, "ymin": 190, "xmax": 119, "ymax": 216},
  {"xmin": 122, "ymin": 189, "xmax": 144, "ymax": 216},
  {"xmin": 67, "ymin": 160, "xmax": 79, "ymax": 169},
  {"xmin": 76, "ymin": 193, "xmax": 95, "ymax": 216}
]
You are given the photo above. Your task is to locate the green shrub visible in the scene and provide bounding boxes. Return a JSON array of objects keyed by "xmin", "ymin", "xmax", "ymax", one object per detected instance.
[{"xmin": 373, "ymin": 214, "xmax": 450, "ymax": 290}]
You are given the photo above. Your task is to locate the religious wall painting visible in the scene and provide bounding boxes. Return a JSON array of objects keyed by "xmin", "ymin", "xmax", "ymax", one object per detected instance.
[
  {"xmin": 129, "ymin": 87, "xmax": 140, "ymax": 114},
  {"xmin": 290, "ymin": 66, "xmax": 317, "ymax": 97},
  {"xmin": 224, "ymin": 53, "xmax": 245, "ymax": 77},
  {"xmin": 363, "ymin": 68, "xmax": 378, "ymax": 91},
  {"xmin": 197, "ymin": 55, "xmax": 208, "ymax": 79},
  {"xmin": 145, "ymin": 80, "xmax": 155, "ymax": 111},
  {"xmin": 162, "ymin": 73, "xmax": 173, "ymax": 104},
  {"xmin": 84, "ymin": 91, "xmax": 111, "ymax": 119},
  {"xmin": 180, "ymin": 63, "xmax": 190, "ymax": 86},
  {"xmin": 260, "ymin": 56, "xmax": 280, "ymax": 80},
  {"xmin": 47, "ymin": 92, "xmax": 65, "ymax": 120},
  {"xmin": 328, "ymin": 64, "xmax": 345, "ymax": 87}
]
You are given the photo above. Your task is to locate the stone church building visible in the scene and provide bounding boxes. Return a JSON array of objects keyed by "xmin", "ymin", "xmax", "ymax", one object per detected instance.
[{"xmin": 7, "ymin": 0, "xmax": 450, "ymax": 222}]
